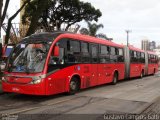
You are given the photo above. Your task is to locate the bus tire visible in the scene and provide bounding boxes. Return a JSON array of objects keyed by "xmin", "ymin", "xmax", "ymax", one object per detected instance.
[
  {"xmin": 69, "ymin": 77, "xmax": 79, "ymax": 95},
  {"xmin": 111, "ymin": 72, "xmax": 118, "ymax": 85}
]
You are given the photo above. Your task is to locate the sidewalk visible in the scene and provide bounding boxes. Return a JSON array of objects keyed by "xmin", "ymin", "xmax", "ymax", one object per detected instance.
[{"xmin": 142, "ymin": 96, "xmax": 160, "ymax": 115}]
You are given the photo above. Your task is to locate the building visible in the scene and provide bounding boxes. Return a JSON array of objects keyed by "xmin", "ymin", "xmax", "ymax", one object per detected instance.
[
  {"xmin": 149, "ymin": 41, "xmax": 156, "ymax": 51},
  {"xmin": 141, "ymin": 39, "xmax": 150, "ymax": 51},
  {"xmin": 141, "ymin": 40, "xmax": 157, "ymax": 51}
]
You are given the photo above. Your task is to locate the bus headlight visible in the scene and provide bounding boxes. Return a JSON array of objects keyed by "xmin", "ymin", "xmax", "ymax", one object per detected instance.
[
  {"xmin": 30, "ymin": 79, "xmax": 42, "ymax": 84},
  {"xmin": 30, "ymin": 74, "xmax": 46, "ymax": 84}
]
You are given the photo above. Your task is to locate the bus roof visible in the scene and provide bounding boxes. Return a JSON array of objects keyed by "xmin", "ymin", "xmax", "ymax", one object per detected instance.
[
  {"xmin": 58, "ymin": 33, "xmax": 124, "ymax": 48},
  {"xmin": 20, "ymin": 32, "xmax": 124, "ymax": 48},
  {"xmin": 147, "ymin": 51, "xmax": 157, "ymax": 55},
  {"xmin": 128, "ymin": 45, "xmax": 145, "ymax": 53}
]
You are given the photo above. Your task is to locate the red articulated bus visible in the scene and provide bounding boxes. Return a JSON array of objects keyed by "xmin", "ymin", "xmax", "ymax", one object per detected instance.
[{"xmin": 2, "ymin": 32, "xmax": 159, "ymax": 95}]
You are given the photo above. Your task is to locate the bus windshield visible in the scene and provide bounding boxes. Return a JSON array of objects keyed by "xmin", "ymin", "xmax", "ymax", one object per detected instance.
[{"xmin": 8, "ymin": 42, "xmax": 50, "ymax": 73}]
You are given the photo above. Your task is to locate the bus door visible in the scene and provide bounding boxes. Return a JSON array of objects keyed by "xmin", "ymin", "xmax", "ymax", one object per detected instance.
[
  {"xmin": 90, "ymin": 44, "xmax": 98, "ymax": 86},
  {"xmin": 47, "ymin": 40, "xmax": 67, "ymax": 94}
]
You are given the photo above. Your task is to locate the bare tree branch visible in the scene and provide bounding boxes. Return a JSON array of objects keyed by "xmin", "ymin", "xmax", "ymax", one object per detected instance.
[
  {"xmin": 5, "ymin": 0, "xmax": 31, "ymax": 45},
  {"xmin": 1, "ymin": 0, "xmax": 10, "ymax": 24}
]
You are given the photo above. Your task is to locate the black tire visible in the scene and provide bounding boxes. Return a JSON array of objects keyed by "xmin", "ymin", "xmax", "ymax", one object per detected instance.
[
  {"xmin": 111, "ymin": 73, "xmax": 118, "ymax": 85},
  {"xmin": 68, "ymin": 77, "xmax": 79, "ymax": 95}
]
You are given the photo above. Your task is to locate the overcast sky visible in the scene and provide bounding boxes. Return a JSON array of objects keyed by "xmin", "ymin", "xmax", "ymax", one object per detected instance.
[
  {"xmin": 81, "ymin": 0, "xmax": 160, "ymax": 48},
  {"xmin": 2, "ymin": 0, "xmax": 160, "ymax": 48}
]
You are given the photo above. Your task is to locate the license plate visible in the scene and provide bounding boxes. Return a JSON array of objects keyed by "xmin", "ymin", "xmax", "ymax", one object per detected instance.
[{"xmin": 12, "ymin": 87, "xmax": 20, "ymax": 92}]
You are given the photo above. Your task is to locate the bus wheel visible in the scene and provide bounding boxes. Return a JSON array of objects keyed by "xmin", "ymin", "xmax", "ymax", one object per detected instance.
[
  {"xmin": 69, "ymin": 77, "xmax": 79, "ymax": 95},
  {"xmin": 111, "ymin": 72, "xmax": 118, "ymax": 85}
]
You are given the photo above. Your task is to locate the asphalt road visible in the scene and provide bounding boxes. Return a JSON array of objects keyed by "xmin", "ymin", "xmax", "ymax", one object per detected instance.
[{"xmin": 0, "ymin": 73, "xmax": 160, "ymax": 120}]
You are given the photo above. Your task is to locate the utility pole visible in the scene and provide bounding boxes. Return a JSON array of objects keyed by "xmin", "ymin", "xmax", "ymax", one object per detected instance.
[{"xmin": 125, "ymin": 30, "xmax": 131, "ymax": 46}]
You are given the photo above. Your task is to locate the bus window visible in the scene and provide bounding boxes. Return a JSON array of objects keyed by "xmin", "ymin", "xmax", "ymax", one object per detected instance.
[
  {"xmin": 115, "ymin": 48, "xmax": 119, "ymax": 55},
  {"xmin": 148, "ymin": 54, "xmax": 151, "ymax": 63},
  {"xmin": 110, "ymin": 47, "xmax": 117, "ymax": 62},
  {"xmin": 119, "ymin": 49, "xmax": 123, "ymax": 56},
  {"xmin": 117, "ymin": 48, "xmax": 124, "ymax": 62},
  {"xmin": 81, "ymin": 42, "xmax": 90, "ymax": 63},
  {"xmin": 137, "ymin": 52, "xmax": 141, "ymax": 63},
  {"xmin": 130, "ymin": 51, "xmax": 138, "ymax": 63},
  {"xmin": 81, "ymin": 42, "xmax": 89, "ymax": 53},
  {"xmin": 110, "ymin": 47, "xmax": 115, "ymax": 55},
  {"xmin": 100, "ymin": 45, "xmax": 107, "ymax": 55},
  {"xmin": 100, "ymin": 45, "xmax": 110, "ymax": 63},
  {"xmin": 49, "ymin": 47, "xmax": 65, "ymax": 65},
  {"xmin": 91, "ymin": 44, "xmax": 98, "ymax": 63},
  {"xmin": 67, "ymin": 40, "xmax": 81, "ymax": 63},
  {"xmin": 140, "ymin": 52, "xmax": 145, "ymax": 63},
  {"xmin": 48, "ymin": 40, "xmax": 66, "ymax": 73}
]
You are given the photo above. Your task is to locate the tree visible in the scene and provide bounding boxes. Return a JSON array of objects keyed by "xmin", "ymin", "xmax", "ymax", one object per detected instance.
[
  {"xmin": 79, "ymin": 21, "xmax": 108, "ymax": 40},
  {"xmin": 23, "ymin": 0, "xmax": 50, "ymax": 36},
  {"xmin": 96, "ymin": 33, "xmax": 109, "ymax": 40},
  {"xmin": 0, "ymin": 0, "xmax": 10, "ymax": 38},
  {"xmin": 22, "ymin": 0, "xmax": 102, "ymax": 36},
  {"xmin": 4, "ymin": 0, "xmax": 31, "ymax": 44}
]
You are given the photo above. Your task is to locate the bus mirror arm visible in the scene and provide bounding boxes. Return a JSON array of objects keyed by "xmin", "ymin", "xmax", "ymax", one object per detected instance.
[{"xmin": 53, "ymin": 46, "xmax": 59, "ymax": 57}]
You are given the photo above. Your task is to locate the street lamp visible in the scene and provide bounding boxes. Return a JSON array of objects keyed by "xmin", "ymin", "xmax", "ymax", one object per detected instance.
[{"xmin": 125, "ymin": 30, "xmax": 132, "ymax": 46}]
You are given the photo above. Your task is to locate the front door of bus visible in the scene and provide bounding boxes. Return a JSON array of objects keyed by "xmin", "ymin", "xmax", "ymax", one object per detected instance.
[{"xmin": 90, "ymin": 44, "xmax": 98, "ymax": 86}]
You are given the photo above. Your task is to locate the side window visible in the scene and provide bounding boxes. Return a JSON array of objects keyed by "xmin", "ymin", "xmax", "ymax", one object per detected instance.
[
  {"xmin": 156, "ymin": 56, "xmax": 158, "ymax": 63},
  {"xmin": 150, "ymin": 55, "xmax": 154, "ymax": 63},
  {"xmin": 100, "ymin": 45, "xmax": 110, "ymax": 63},
  {"xmin": 119, "ymin": 49, "xmax": 123, "ymax": 56},
  {"xmin": 130, "ymin": 51, "xmax": 134, "ymax": 63},
  {"xmin": 110, "ymin": 47, "xmax": 117, "ymax": 62},
  {"xmin": 67, "ymin": 40, "xmax": 80, "ymax": 52},
  {"xmin": 134, "ymin": 51, "xmax": 137, "ymax": 58},
  {"xmin": 81, "ymin": 42, "xmax": 89, "ymax": 53},
  {"xmin": 100, "ymin": 45, "xmax": 107, "ymax": 54},
  {"xmin": 152, "ymin": 55, "xmax": 157, "ymax": 63},
  {"xmin": 81, "ymin": 42, "xmax": 90, "ymax": 63},
  {"xmin": 137, "ymin": 52, "xmax": 141, "ymax": 63},
  {"xmin": 91, "ymin": 44, "xmax": 98, "ymax": 63},
  {"xmin": 115, "ymin": 48, "xmax": 119, "ymax": 55},
  {"xmin": 49, "ymin": 39, "xmax": 66, "ymax": 66},
  {"xmin": 117, "ymin": 48, "xmax": 124, "ymax": 62},
  {"xmin": 140, "ymin": 52, "xmax": 145, "ymax": 63},
  {"xmin": 48, "ymin": 39, "xmax": 67, "ymax": 73},
  {"xmin": 148, "ymin": 54, "xmax": 151, "ymax": 63},
  {"xmin": 67, "ymin": 40, "xmax": 81, "ymax": 63},
  {"xmin": 110, "ymin": 47, "xmax": 115, "ymax": 55},
  {"xmin": 130, "ymin": 50, "xmax": 138, "ymax": 63}
]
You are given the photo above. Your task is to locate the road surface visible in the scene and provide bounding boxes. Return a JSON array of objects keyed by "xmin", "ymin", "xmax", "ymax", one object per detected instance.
[{"xmin": 0, "ymin": 73, "xmax": 160, "ymax": 120}]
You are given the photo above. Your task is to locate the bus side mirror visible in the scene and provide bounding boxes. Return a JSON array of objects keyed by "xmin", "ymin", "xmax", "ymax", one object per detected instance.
[{"xmin": 53, "ymin": 46, "xmax": 59, "ymax": 57}]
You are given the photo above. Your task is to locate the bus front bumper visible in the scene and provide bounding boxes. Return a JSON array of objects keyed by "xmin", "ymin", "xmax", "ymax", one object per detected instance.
[{"xmin": 2, "ymin": 82, "xmax": 46, "ymax": 95}]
